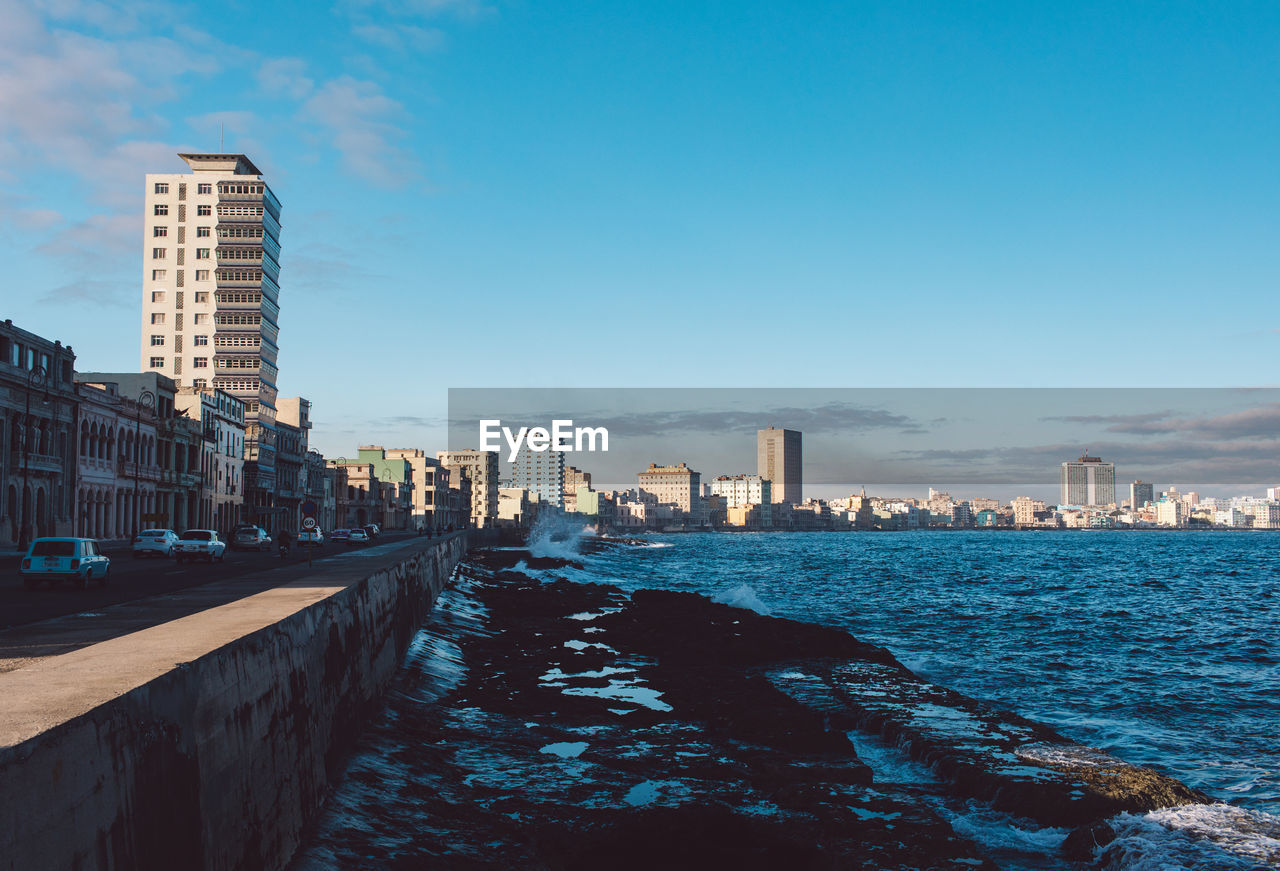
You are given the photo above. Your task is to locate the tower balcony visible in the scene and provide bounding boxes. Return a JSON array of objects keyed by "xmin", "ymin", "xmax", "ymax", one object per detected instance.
[{"xmin": 216, "ymin": 247, "xmax": 263, "ymax": 267}]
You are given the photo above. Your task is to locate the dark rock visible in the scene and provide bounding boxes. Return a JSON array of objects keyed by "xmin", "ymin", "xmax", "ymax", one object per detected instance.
[{"xmin": 1062, "ymin": 822, "xmax": 1117, "ymax": 862}]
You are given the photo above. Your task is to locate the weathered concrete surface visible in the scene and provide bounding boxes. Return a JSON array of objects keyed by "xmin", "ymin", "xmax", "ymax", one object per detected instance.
[{"xmin": 0, "ymin": 532, "xmax": 468, "ymax": 871}]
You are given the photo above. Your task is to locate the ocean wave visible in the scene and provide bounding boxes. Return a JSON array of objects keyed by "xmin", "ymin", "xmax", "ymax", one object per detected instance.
[
  {"xmin": 712, "ymin": 584, "xmax": 771, "ymax": 615},
  {"xmin": 1102, "ymin": 802, "xmax": 1280, "ymax": 870},
  {"xmin": 527, "ymin": 512, "xmax": 594, "ymax": 560}
]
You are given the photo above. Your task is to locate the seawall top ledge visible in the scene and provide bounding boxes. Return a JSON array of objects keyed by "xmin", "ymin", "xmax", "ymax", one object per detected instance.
[{"xmin": 0, "ymin": 535, "xmax": 456, "ymax": 750}]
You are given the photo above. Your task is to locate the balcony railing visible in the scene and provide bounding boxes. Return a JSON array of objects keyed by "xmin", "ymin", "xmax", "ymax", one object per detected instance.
[
  {"xmin": 10, "ymin": 451, "xmax": 64, "ymax": 474},
  {"xmin": 118, "ymin": 459, "xmax": 162, "ymax": 482},
  {"xmin": 161, "ymin": 469, "xmax": 200, "ymax": 489}
]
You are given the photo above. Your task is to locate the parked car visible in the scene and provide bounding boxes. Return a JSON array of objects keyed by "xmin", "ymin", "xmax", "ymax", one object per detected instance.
[
  {"xmin": 330, "ymin": 528, "xmax": 351, "ymax": 543},
  {"xmin": 297, "ymin": 528, "xmax": 324, "ymax": 547},
  {"xmin": 132, "ymin": 528, "xmax": 179, "ymax": 558},
  {"xmin": 231, "ymin": 525, "xmax": 272, "ymax": 551},
  {"xmin": 347, "ymin": 528, "xmax": 371, "ymax": 545},
  {"xmin": 21, "ymin": 538, "xmax": 110, "ymax": 589},
  {"xmin": 175, "ymin": 529, "xmax": 227, "ymax": 563}
]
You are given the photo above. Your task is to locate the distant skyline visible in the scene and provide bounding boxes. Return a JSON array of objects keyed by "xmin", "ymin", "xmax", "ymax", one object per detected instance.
[
  {"xmin": 3, "ymin": 1, "xmax": 1279, "ymax": 459},
  {"xmin": 447, "ymin": 388, "xmax": 1280, "ymax": 503}
]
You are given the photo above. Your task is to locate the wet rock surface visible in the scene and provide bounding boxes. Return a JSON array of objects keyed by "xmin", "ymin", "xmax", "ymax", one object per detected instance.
[{"xmin": 294, "ymin": 546, "xmax": 1213, "ymax": 870}]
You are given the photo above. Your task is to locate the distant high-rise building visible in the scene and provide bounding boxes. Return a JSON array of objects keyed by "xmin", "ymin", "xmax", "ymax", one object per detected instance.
[
  {"xmin": 1061, "ymin": 453, "xmax": 1116, "ymax": 506},
  {"xmin": 563, "ymin": 465, "xmax": 592, "ymax": 499},
  {"xmin": 757, "ymin": 426, "xmax": 802, "ymax": 504},
  {"xmin": 638, "ymin": 463, "xmax": 701, "ymax": 516},
  {"xmin": 1130, "ymin": 480, "xmax": 1154, "ymax": 509},
  {"xmin": 142, "ymin": 153, "xmax": 283, "ymax": 524},
  {"xmin": 437, "ymin": 449, "xmax": 500, "ymax": 527},
  {"xmin": 513, "ymin": 444, "xmax": 565, "ymax": 508}
]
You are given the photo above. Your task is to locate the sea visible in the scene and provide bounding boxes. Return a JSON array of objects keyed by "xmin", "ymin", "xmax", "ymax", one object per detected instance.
[{"xmin": 302, "ymin": 529, "xmax": 1280, "ymax": 870}]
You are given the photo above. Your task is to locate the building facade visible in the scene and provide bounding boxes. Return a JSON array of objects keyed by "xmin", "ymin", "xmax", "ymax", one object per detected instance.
[
  {"xmin": 1130, "ymin": 480, "xmax": 1154, "ymax": 509},
  {"xmin": 638, "ymin": 463, "xmax": 702, "ymax": 518},
  {"xmin": 275, "ymin": 397, "xmax": 311, "ymax": 533},
  {"xmin": 75, "ymin": 373, "xmax": 174, "ymax": 538},
  {"xmin": 175, "ymin": 386, "xmax": 245, "ymax": 533},
  {"xmin": 1, "ymin": 322, "xmax": 79, "ymax": 548},
  {"xmin": 757, "ymin": 426, "xmax": 802, "ymax": 504},
  {"xmin": 1060, "ymin": 454, "xmax": 1116, "ymax": 507},
  {"xmin": 437, "ymin": 450, "xmax": 499, "ymax": 527},
  {"xmin": 513, "ymin": 443, "xmax": 565, "ymax": 509},
  {"xmin": 385, "ymin": 448, "xmax": 450, "ymax": 532},
  {"xmin": 141, "ymin": 153, "xmax": 283, "ymax": 528}
]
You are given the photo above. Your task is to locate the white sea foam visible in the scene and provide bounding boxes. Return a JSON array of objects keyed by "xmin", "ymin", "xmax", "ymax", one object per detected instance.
[
  {"xmin": 712, "ymin": 583, "xmax": 770, "ymax": 615},
  {"xmin": 527, "ymin": 512, "xmax": 593, "ymax": 560},
  {"xmin": 564, "ymin": 639, "xmax": 617, "ymax": 653},
  {"xmin": 1101, "ymin": 802, "xmax": 1280, "ymax": 870},
  {"xmin": 539, "ymin": 742, "xmax": 589, "ymax": 759},
  {"xmin": 1016, "ymin": 743, "xmax": 1119, "ymax": 769}
]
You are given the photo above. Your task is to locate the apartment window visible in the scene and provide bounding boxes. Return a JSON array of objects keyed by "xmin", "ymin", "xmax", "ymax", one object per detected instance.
[
  {"xmin": 194, "ymin": 313, "xmax": 209, "ymax": 324},
  {"xmin": 193, "ymin": 357, "xmax": 209, "ymax": 368},
  {"xmin": 151, "ymin": 270, "xmax": 166, "ymax": 282},
  {"xmin": 150, "ymin": 335, "xmax": 165, "ymax": 346},
  {"xmin": 193, "ymin": 378, "xmax": 208, "ymax": 388},
  {"xmin": 153, "ymin": 226, "xmax": 167, "ymax": 237},
  {"xmin": 154, "ymin": 182, "xmax": 168, "ymax": 194},
  {"xmin": 154, "ymin": 204, "xmax": 168, "ymax": 216},
  {"xmin": 149, "ymin": 356, "xmax": 164, "ymax": 368},
  {"xmin": 197, "ymin": 226, "xmax": 210, "ymax": 238},
  {"xmin": 151, "ymin": 290, "xmax": 165, "ymax": 302},
  {"xmin": 197, "ymin": 205, "xmax": 212, "ymax": 216},
  {"xmin": 151, "ymin": 313, "xmax": 165, "ymax": 324},
  {"xmin": 152, "ymin": 247, "xmax": 166, "ymax": 259},
  {"xmin": 194, "ymin": 335, "xmax": 209, "ymax": 346},
  {"xmin": 197, "ymin": 183, "xmax": 212, "ymax": 195},
  {"xmin": 194, "ymin": 290, "xmax": 209, "ymax": 302},
  {"xmin": 196, "ymin": 248, "xmax": 210, "ymax": 259}
]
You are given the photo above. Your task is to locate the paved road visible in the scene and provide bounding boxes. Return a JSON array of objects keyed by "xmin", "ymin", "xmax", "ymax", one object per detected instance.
[{"xmin": 0, "ymin": 531, "xmax": 433, "ymax": 631}]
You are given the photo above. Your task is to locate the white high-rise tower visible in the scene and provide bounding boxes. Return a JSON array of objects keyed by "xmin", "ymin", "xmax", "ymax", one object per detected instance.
[{"xmin": 141, "ymin": 153, "xmax": 283, "ymax": 523}]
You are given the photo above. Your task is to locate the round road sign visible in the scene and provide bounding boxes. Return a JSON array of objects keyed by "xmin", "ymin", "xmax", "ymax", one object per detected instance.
[
  {"xmin": 301, "ymin": 500, "xmax": 318, "ymax": 517},
  {"xmin": 301, "ymin": 516, "xmax": 317, "ymax": 530}
]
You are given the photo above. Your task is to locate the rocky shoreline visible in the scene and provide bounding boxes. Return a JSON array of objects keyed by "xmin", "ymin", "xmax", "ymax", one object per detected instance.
[{"xmin": 294, "ymin": 544, "xmax": 1213, "ymax": 870}]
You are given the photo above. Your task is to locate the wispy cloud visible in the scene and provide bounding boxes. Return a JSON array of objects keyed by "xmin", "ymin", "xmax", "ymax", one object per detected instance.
[
  {"xmin": 35, "ymin": 212, "xmax": 138, "ymax": 267},
  {"xmin": 339, "ymin": 0, "xmax": 497, "ymax": 22},
  {"xmin": 1045, "ymin": 405, "xmax": 1280, "ymax": 441},
  {"xmin": 300, "ymin": 76, "xmax": 418, "ymax": 186},
  {"xmin": 39, "ymin": 278, "xmax": 134, "ymax": 308},
  {"xmin": 257, "ymin": 57, "xmax": 314, "ymax": 100},
  {"xmin": 352, "ymin": 23, "xmax": 446, "ymax": 52}
]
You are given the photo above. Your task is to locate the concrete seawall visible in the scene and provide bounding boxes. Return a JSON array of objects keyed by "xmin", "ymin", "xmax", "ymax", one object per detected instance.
[{"xmin": 0, "ymin": 533, "xmax": 469, "ymax": 871}]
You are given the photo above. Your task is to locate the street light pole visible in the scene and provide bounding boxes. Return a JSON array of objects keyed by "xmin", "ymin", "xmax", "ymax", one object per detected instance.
[
  {"xmin": 18, "ymin": 366, "xmax": 49, "ymax": 552},
  {"xmin": 132, "ymin": 388, "xmax": 156, "ymax": 540}
]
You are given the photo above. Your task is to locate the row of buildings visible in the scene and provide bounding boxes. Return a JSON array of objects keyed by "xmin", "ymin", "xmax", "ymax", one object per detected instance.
[
  {"xmin": 3, "ymin": 153, "xmax": 520, "ymax": 549},
  {"xmin": 481, "ymin": 438, "xmax": 1278, "ymax": 532},
  {"xmin": 1, "ymin": 317, "xmax": 502, "ymax": 548}
]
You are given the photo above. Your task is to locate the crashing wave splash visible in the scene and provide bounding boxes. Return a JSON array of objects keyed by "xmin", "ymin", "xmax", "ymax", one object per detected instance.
[
  {"xmin": 527, "ymin": 512, "xmax": 594, "ymax": 560},
  {"xmin": 1102, "ymin": 802, "xmax": 1280, "ymax": 870},
  {"xmin": 712, "ymin": 583, "xmax": 771, "ymax": 615}
]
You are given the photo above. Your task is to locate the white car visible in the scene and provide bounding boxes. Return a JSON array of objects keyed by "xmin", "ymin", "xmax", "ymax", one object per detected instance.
[
  {"xmin": 297, "ymin": 528, "xmax": 324, "ymax": 547},
  {"xmin": 21, "ymin": 538, "xmax": 110, "ymax": 589},
  {"xmin": 347, "ymin": 528, "xmax": 370, "ymax": 545},
  {"xmin": 132, "ymin": 528, "xmax": 179, "ymax": 558},
  {"xmin": 175, "ymin": 529, "xmax": 227, "ymax": 563}
]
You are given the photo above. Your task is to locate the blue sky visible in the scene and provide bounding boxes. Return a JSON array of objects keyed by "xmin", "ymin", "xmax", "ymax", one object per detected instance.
[{"xmin": 2, "ymin": 1, "xmax": 1278, "ymax": 458}]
